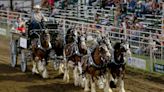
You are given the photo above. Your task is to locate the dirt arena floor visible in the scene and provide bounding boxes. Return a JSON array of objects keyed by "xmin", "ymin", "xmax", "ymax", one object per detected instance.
[{"xmin": 0, "ymin": 36, "xmax": 164, "ymax": 92}]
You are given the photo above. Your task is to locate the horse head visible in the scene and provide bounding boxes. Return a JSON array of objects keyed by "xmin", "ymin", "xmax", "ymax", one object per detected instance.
[
  {"xmin": 98, "ymin": 43, "xmax": 111, "ymax": 63},
  {"xmin": 40, "ymin": 30, "xmax": 52, "ymax": 49},
  {"xmin": 101, "ymin": 36, "xmax": 113, "ymax": 51},
  {"xmin": 121, "ymin": 39, "xmax": 131, "ymax": 57},
  {"xmin": 113, "ymin": 42, "xmax": 127, "ymax": 63},
  {"xmin": 65, "ymin": 28, "xmax": 78, "ymax": 44},
  {"xmin": 77, "ymin": 35, "xmax": 88, "ymax": 55}
]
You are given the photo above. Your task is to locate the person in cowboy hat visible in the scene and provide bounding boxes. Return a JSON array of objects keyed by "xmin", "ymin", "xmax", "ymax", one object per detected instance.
[{"xmin": 30, "ymin": 5, "xmax": 47, "ymax": 30}]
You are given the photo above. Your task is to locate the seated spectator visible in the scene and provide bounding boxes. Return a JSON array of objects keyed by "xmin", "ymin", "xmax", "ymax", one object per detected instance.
[
  {"xmin": 95, "ymin": 13, "xmax": 100, "ymax": 24},
  {"xmin": 135, "ymin": 1, "xmax": 146, "ymax": 17},
  {"xmin": 101, "ymin": 14, "xmax": 110, "ymax": 25},
  {"xmin": 128, "ymin": 0, "xmax": 137, "ymax": 12},
  {"xmin": 50, "ymin": 7, "xmax": 59, "ymax": 17},
  {"xmin": 0, "ymin": 4, "xmax": 5, "ymax": 10},
  {"xmin": 134, "ymin": 45, "xmax": 145, "ymax": 54},
  {"xmin": 101, "ymin": 0, "xmax": 115, "ymax": 8},
  {"xmin": 14, "ymin": 2, "xmax": 21, "ymax": 12}
]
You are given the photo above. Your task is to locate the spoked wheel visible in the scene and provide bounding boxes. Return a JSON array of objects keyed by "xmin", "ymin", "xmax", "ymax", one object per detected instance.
[
  {"xmin": 10, "ymin": 40, "xmax": 17, "ymax": 67},
  {"xmin": 20, "ymin": 50, "xmax": 27, "ymax": 72}
]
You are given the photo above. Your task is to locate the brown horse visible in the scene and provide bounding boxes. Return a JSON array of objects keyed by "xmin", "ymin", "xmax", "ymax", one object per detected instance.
[
  {"xmin": 31, "ymin": 30, "xmax": 51, "ymax": 78},
  {"xmin": 81, "ymin": 41, "xmax": 111, "ymax": 92},
  {"xmin": 107, "ymin": 42, "xmax": 128, "ymax": 92},
  {"xmin": 49, "ymin": 31, "xmax": 65, "ymax": 73},
  {"xmin": 63, "ymin": 29, "xmax": 88, "ymax": 84}
]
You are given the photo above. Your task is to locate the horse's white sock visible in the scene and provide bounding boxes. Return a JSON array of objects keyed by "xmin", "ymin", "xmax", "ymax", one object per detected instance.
[
  {"xmin": 74, "ymin": 66, "xmax": 78, "ymax": 86},
  {"xmin": 63, "ymin": 69, "xmax": 66, "ymax": 81},
  {"xmin": 80, "ymin": 76, "xmax": 85, "ymax": 88},
  {"xmin": 42, "ymin": 68, "xmax": 49, "ymax": 78},
  {"xmin": 59, "ymin": 63, "xmax": 64, "ymax": 74},
  {"xmin": 38, "ymin": 60, "xmax": 44, "ymax": 72},
  {"xmin": 91, "ymin": 80, "xmax": 96, "ymax": 92},
  {"xmin": 32, "ymin": 61, "xmax": 39, "ymax": 74},
  {"xmin": 98, "ymin": 76, "xmax": 104, "ymax": 89},
  {"xmin": 84, "ymin": 77, "xmax": 90, "ymax": 91},
  {"xmin": 48, "ymin": 42, "xmax": 52, "ymax": 49},
  {"xmin": 66, "ymin": 69, "xmax": 70, "ymax": 83},
  {"xmin": 104, "ymin": 78, "xmax": 112, "ymax": 92},
  {"xmin": 119, "ymin": 80, "xmax": 125, "ymax": 92}
]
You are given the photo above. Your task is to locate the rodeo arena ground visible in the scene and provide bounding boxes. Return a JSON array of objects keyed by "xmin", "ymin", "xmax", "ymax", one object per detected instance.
[{"xmin": 0, "ymin": 0, "xmax": 164, "ymax": 92}]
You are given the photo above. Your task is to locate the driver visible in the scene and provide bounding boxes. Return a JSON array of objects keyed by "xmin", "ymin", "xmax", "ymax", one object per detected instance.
[{"xmin": 30, "ymin": 5, "xmax": 47, "ymax": 30}]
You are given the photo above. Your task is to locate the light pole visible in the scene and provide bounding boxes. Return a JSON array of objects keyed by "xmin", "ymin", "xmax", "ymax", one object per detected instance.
[{"xmin": 10, "ymin": 0, "xmax": 13, "ymax": 11}]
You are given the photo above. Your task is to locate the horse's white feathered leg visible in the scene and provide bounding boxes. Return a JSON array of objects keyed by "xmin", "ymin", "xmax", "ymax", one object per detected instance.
[
  {"xmin": 42, "ymin": 67, "xmax": 49, "ymax": 78},
  {"xmin": 59, "ymin": 63, "xmax": 64, "ymax": 74},
  {"xmin": 42, "ymin": 60, "xmax": 49, "ymax": 78},
  {"xmin": 63, "ymin": 63, "xmax": 67, "ymax": 81},
  {"xmin": 63, "ymin": 62, "xmax": 70, "ymax": 82},
  {"xmin": 103, "ymin": 74, "xmax": 113, "ymax": 92},
  {"xmin": 91, "ymin": 79, "xmax": 96, "ymax": 92},
  {"xmin": 98, "ymin": 76, "xmax": 104, "ymax": 89},
  {"xmin": 32, "ymin": 61, "xmax": 39, "ymax": 74},
  {"xmin": 84, "ymin": 76, "xmax": 90, "ymax": 92},
  {"xmin": 74, "ymin": 66, "xmax": 78, "ymax": 86},
  {"xmin": 119, "ymin": 79, "xmax": 125, "ymax": 92},
  {"xmin": 66, "ymin": 68, "xmax": 70, "ymax": 83},
  {"xmin": 38, "ymin": 60, "xmax": 44, "ymax": 72},
  {"xmin": 80, "ymin": 76, "xmax": 85, "ymax": 88}
]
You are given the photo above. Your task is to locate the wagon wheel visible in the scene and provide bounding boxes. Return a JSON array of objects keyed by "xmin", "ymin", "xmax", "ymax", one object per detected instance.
[
  {"xmin": 20, "ymin": 50, "xmax": 27, "ymax": 72},
  {"xmin": 10, "ymin": 40, "xmax": 17, "ymax": 67}
]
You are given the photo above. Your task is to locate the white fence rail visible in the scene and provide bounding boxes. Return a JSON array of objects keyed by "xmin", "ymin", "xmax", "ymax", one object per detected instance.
[{"xmin": 0, "ymin": 7, "xmax": 164, "ymax": 59}]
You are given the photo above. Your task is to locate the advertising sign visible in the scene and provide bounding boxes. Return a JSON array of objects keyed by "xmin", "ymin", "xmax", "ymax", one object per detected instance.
[
  {"xmin": 154, "ymin": 63, "xmax": 164, "ymax": 73},
  {"xmin": 127, "ymin": 57, "xmax": 146, "ymax": 70},
  {"xmin": 0, "ymin": 28, "xmax": 6, "ymax": 36}
]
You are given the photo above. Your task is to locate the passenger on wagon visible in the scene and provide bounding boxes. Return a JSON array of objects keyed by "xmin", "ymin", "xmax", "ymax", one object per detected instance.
[
  {"xmin": 30, "ymin": 5, "xmax": 47, "ymax": 30},
  {"xmin": 15, "ymin": 16, "xmax": 26, "ymax": 33}
]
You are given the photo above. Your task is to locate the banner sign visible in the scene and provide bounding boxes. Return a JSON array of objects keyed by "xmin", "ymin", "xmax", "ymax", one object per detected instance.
[
  {"xmin": 154, "ymin": 63, "xmax": 164, "ymax": 73},
  {"xmin": 0, "ymin": 28, "xmax": 6, "ymax": 36},
  {"xmin": 19, "ymin": 37, "xmax": 27, "ymax": 49},
  {"xmin": 127, "ymin": 57, "xmax": 146, "ymax": 70}
]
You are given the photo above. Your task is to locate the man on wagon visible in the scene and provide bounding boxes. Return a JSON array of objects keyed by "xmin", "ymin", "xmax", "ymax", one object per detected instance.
[{"xmin": 30, "ymin": 5, "xmax": 47, "ymax": 30}]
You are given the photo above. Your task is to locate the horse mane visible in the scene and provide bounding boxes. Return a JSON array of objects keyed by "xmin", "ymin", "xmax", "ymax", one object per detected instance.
[
  {"xmin": 53, "ymin": 33, "xmax": 64, "ymax": 56},
  {"xmin": 66, "ymin": 28, "xmax": 72, "ymax": 35},
  {"xmin": 113, "ymin": 42, "xmax": 121, "ymax": 50}
]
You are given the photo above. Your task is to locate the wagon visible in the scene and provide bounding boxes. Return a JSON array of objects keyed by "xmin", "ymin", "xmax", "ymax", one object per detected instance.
[{"xmin": 10, "ymin": 29, "xmax": 32, "ymax": 72}]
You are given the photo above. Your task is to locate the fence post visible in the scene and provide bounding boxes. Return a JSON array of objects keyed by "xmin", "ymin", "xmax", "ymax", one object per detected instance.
[
  {"xmin": 122, "ymin": 22, "xmax": 127, "ymax": 40},
  {"xmin": 149, "ymin": 35, "xmax": 154, "ymax": 72},
  {"xmin": 63, "ymin": 18, "xmax": 66, "ymax": 45},
  {"xmin": 7, "ymin": 8, "xmax": 10, "ymax": 36},
  {"xmin": 161, "ymin": 2, "xmax": 164, "ymax": 60}
]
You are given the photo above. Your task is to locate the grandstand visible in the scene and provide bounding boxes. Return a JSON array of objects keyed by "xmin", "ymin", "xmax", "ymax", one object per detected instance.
[{"xmin": 0, "ymin": 0, "xmax": 163, "ymax": 73}]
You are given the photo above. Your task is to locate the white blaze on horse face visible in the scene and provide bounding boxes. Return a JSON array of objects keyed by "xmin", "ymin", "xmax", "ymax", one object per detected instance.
[
  {"xmin": 80, "ymin": 36, "xmax": 87, "ymax": 49},
  {"xmin": 104, "ymin": 45, "xmax": 111, "ymax": 59},
  {"xmin": 105, "ymin": 38, "xmax": 113, "ymax": 51},
  {"xmin": 122, "ymin": 42, "xmax": 132, "ymax": 57}
]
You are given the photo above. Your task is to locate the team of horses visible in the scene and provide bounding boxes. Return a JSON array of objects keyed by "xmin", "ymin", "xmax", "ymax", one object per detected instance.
[{"xmin": 28, "ymin": 25, "xmax": 131, "ymax": 92}]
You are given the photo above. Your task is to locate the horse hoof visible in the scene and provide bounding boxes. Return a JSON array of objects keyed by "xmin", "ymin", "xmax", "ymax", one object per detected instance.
[
  {"xmin": 84, "ymin": 88, "xmax": 90, "ymax": 92},
  {"xmin": 110, "ymin": 81, "xmax": 116, "ymax": 88}
]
